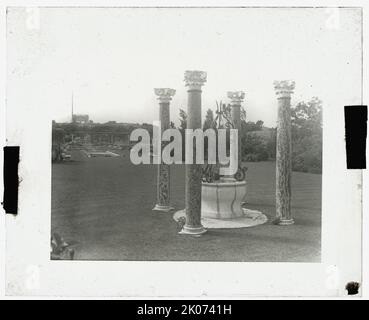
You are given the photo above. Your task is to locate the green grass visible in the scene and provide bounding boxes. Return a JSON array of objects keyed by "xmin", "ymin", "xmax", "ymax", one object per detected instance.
[{"xmin": 52, "ymin": 150, "xmax": 321, "ymax": 262}]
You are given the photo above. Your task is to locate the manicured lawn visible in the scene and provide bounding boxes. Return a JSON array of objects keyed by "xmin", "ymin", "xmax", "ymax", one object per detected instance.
[{"xmin": 52, "ymin": 150, "xmax": 321, "ymax": 262}]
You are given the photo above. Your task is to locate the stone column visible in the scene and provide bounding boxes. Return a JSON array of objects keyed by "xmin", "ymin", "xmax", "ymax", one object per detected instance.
[
  {"xmin": 153, "ymin": 88, "xmax": 176, "ymax": 212},
  {"xmin": 274, "ymin": 80, "xmax": 295, "ymax": 225},
  {"xmin": 228, "ymin": 91, "xmax": 245, "ymax": 171},
  {"xmin": 181, "ymin": 70, "xmax": 207, "ymax": 235}
]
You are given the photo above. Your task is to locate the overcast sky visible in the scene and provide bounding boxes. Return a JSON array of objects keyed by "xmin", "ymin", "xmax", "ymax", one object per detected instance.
[{"xmin": 7, "ymin": 7, "xmax": 362, "ymax": 127}]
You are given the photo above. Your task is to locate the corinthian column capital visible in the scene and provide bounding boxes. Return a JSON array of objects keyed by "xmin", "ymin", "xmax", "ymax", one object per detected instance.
[
  {"xmin": 273, "ymin": 80, "xmax": 295, "ymax": 99},
  {"xmin": 154, "ymin": 88, "xmax": 176, "ymax": 103},
  {"xmin": 184, "ymin": 70, "xmax": 207, "ymax": 90},
  {"xmin": 227, "ymin": 91, "xmax": 245, "ymax": 105}
]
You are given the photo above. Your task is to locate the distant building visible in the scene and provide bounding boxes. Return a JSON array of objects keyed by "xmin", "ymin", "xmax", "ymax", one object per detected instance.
[
  {"xmin": 72, "ymin": 114, "xmax": 89, "ymax": 124},
  {"xmin": 70, "ymin": 92, "xmax": 89, "ymax": 124}
]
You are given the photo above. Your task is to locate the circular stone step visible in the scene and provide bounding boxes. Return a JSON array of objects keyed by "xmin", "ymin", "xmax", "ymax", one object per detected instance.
[{"xmin": 173, "ymin": 208, "xmax": 268, "ymax": 229}]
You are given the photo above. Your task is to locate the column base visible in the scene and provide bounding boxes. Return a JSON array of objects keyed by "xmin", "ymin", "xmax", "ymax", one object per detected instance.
[
  {"xmin": 278, "ymin": 218, "xmax": 295, "ymax": 226},
  {"xmin": 152, "ymin": 204, "xmax": 174, "ymax": 212},
  {"xmin": 179, "ymin": 225, "xmax": 207, "ymax": 236}
]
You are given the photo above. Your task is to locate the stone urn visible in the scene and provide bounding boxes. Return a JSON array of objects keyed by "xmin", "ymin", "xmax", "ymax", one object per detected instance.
[
  {"xmin": 201, "ymin": 177, "xmax": 247, "ymax": 219},
  {"xmin": 175, "ymin": 174, "xmax": 267, "ymax": 230}
]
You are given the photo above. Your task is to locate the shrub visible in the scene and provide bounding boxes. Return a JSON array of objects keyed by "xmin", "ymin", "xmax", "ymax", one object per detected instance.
[
  {"xmin": 242, "ymin": 133, "xmax": 270, "ymax": 162},
  {"xmin": 291, "ymin": 98, "xmax": 322, "ymax": 174}
]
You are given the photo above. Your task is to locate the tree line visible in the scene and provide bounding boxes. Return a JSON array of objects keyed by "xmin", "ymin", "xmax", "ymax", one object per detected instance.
[{"xmin": 177, "ymin": 97, "xmax": 322, "ymax": 174}]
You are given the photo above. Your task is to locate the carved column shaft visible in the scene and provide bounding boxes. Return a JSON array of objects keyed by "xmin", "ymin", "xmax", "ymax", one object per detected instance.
[
  {"xmin": 181, "ymin": 70, "xmax": 207, "ymax": 235},
  {"xmin": 274, "ymin": 80, "xmax": 295, "ymax": 225},
  {"xmin": 153, "ymin": 88, "xmax": 176, "ymax": 212}
]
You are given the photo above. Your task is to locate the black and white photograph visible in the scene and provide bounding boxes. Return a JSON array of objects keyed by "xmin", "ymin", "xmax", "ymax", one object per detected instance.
[
  {"xmin": 1, "ymin": 3, "xmax": 366, "ymax": 298},
  {"xmin": 44, "ymin": 7, "xmax": 342, "ymax": 262}
]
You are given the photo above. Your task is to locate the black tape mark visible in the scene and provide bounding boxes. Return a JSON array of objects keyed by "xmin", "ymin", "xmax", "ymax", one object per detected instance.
[
  {"xmin": 344, "ymin": 106, "xmax": 367, "ymax": 169},
  {"xmin": 346, "ymin": 282, "xmax": 360, "ymax": 295},
  {"xmin": 2, "ymin": 146, "xmax": 19, "ymax": 214}
]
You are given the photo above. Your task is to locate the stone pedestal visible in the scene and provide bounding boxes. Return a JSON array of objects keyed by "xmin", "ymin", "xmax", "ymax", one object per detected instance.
[
  {"xmin": 201, "ymin": 180, "xmax": 246, "ymax": 219},
  {"xmin": 153, "ymin": 88, "xmax": 176, "ymax": 212},
  {"xmin": 274, "ymin": 80, "xmax": 295, "ymax": 225},
  {"xmin": 180, "ymin": 70, "xmax": 207, "ymax": 235}
]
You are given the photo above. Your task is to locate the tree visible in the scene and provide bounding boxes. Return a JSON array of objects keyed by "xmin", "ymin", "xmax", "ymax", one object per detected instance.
[
  {"xmin": 266, "ymin": 128, "xmax": 277, "ymax": 159},
  {"xmin": 242, "ymin": 133, "xmax": 269, "ymax": 161},
  {"xmin": 203, "ymin": 109, "xmax": 215, "ymax": 130},
  {"xmin": 291, "ymin": 97, "xmax": 322, "ymax": 173},
  {"xmin": 256, "ymin": 120, "xmax": 264, "ymax": 130},
  {"xmin": 243, "ymin": 121, "xmax": 263, "ymax": 132},
  {"xmin": 291, "ymin": 97, "xmax": 322, "ymax": 137}
]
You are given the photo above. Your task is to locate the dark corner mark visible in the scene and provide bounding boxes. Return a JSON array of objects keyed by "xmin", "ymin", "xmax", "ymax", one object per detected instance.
[
  {"xmin": 344, "ymin": 106, "xmax": 367, "ymax": 169},
  {"xmin": 345, "ymin": 282, "xmax": 360, "ymax": 295},
  {"xmin": 2, "ymin": 146, "xmax": 20, "ymax": 214}
]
